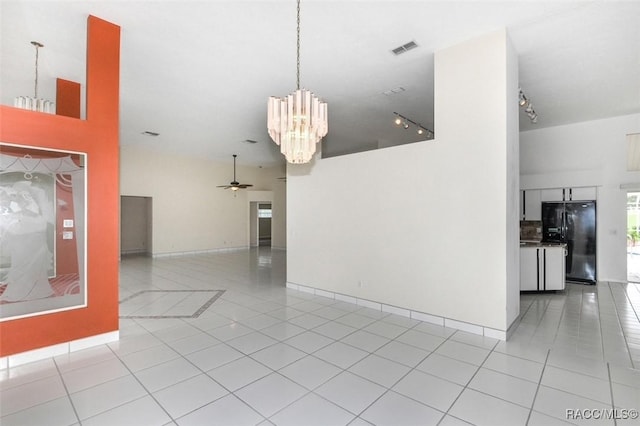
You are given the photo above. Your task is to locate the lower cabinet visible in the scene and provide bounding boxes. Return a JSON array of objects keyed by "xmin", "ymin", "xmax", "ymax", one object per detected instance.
[{"xmin": 520, "ymin": 246, "xmax": 566, "ymax": 291}]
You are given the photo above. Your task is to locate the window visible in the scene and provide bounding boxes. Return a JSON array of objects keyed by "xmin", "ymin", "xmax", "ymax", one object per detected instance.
[{"xmin": 258, "ymin": 204, "xmax": 272, "ymax": 218}]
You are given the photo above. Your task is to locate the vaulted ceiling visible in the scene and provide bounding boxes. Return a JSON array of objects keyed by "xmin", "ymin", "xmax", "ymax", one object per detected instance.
[{"xmin": 2, "ymin": 1, "xmax": 639, "ymax": 167}]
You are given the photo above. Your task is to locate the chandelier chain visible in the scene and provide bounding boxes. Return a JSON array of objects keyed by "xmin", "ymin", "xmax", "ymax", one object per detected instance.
[
  {"xmin": 34, "ymin": 43, "xmax": 39, "ymax": 99},
  {"xmin": 296, "ymin": 0, "xmax": 300, "ymax": 90},
  {"xmin": 31, "ymin": 41, "xmax": 44, "ymax": 99}
]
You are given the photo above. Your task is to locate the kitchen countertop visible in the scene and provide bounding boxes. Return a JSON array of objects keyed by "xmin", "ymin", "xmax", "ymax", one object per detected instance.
[{"xmin": 520, "ymin": 241, "xmax": 567, "ymax": 248}]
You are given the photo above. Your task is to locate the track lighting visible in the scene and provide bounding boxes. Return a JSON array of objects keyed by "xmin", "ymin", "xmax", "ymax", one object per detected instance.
[
  {"xmin": 518, "ymin": 88, "xmax": 538, "ymax": 123},
  {"xmin": 392, "ymin": 112, "xmax": 434, "ymax": 139},
  {"xmin": 518, "ymin": 90, "xmax": 528, "ymax": 107}
]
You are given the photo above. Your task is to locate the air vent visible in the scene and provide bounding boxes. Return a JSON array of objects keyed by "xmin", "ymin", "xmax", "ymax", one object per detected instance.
[
  {"xmin": 382, "ymin": 87, "xmax": 406, "ymax": 96},
  {"xmin": 243, "ymin": 139, "xmax": 258, "ymax": 144},
  {"xmin": 142, "ymin": 131, "xmax": 159, "ymax": 137},
  {"xmin": 391, "ymin": 41, "xmax": 418, "ymax": 55}
]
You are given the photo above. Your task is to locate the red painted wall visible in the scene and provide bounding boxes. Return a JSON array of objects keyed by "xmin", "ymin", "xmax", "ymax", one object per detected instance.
[
  {"xmin": 0, "ymin": 16, "xmax": 120, "ymax": 356},
  {"xmin": 56, "ymin": 78, "xmax": 81, "ymax": 119}
]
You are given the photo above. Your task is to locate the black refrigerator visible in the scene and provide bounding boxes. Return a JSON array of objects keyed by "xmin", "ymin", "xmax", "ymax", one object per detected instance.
[{"xmin": 542, "ymin": 201, "xmax": 597, "ymax": 284}]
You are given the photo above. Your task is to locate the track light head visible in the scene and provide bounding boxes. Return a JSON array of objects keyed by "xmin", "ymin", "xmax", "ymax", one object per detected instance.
[
  {"xmin": 518, "ymin": 87, "xmax": 538, "ymax": 123},
  {"xmin": 524, "ymin": 103, "xmax": 534, "ymax": 114},
  {"xmin": 518, "ymin": 89, "xmax": 528, "ymax": 107},
  {"xmin": 393, "ymin": 112, "xmax": 434, "ymax": 138}
]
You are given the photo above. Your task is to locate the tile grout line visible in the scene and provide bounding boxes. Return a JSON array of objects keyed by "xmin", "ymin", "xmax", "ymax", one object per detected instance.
[
  {"xmin": 618, "ymin": 282, "xmax": 640, "ymax": 369},
  {"xmin": 438, "ymin": 337, "xmax": 500, "ymax": 425},
  {"xmin": 116, "ymin": 311, "xmax": 283, "ymax": 426},
  {"xmin": 525, "ymin": 348, "xmax": 550, "ymax": 426},
  {"xmin": 195, "ymin": 296, "xmax": 396, "ymax": 423},
  {"xmin": 52, "ymin": 357, "xmax": 82, "ymax": 426},
  {"xmin": 607, "ymin": 362, "xmax": 618, "ymax": 426},
  {"xmin": 536, "ymin": 292, "xmax": 564, "ymax": 349},
  {"xmin": 272, "ymin": 323, "xmax": 457, "ymax": 424},
  {"xmin": 348, "ymin": 328, "xmax": 459, "ymax": 425},
  {"xmin": 530, "ymin": 295, "xmax": 554, "ymax": 336},
  {"xmin": 597, "ymin": 282, "xmax": 611, "ymax": 362},
  {"xmin": 101, "ymin": 343, "xmax": 182, "ymax": 425},
  {"xmin": 606, "ymin": 283, "xmax": 636, "ymax": 369}
]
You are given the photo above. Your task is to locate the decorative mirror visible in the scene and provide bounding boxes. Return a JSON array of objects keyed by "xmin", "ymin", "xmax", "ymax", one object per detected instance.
[{"xmin": 0, "ymin": 143, "xmax": 86, "ymax": 321}]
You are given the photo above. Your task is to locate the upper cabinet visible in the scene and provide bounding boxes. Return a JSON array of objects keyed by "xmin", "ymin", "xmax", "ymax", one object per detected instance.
[
  {"xmin": 540, "ymin": 187, "xmax": 596, "ymax": 202},
  {"xmin": 521, "ymin": 187, "xmax": 596, "ymax": 221},
  {"xmin": 540, "ymin": 188, "xmax": 564, "ymax": 202},
  {"xmin": 521, "ymin": 189, "xmax": 542, "ymax": 220},
  {"xmin": 569, "ymin": 187, "xmax": 597, "ymax": 201}
]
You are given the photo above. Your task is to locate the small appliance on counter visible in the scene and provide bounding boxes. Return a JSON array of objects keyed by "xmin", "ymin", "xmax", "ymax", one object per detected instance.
[{"xmin": 520, "ymin": 220, "xmax": 543, "ymax": 242}]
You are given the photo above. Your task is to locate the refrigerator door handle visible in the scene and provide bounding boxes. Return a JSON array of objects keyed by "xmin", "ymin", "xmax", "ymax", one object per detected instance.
[
  {"xmin": 543, "ymin": 249, "xmax": 547, "ymax": 291},
  {"xmin": 536, "ymin": 249, "xmax": 540, "ymax": 291}
]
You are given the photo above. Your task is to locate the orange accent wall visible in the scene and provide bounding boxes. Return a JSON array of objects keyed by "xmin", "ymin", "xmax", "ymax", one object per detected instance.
[
  {"xmin": 56, "ymin": 78, "xmax": 81, "ymax": 119},
  {"xmin": 0, "ymin": 16, "xmax": 120, "ymax": 356}
]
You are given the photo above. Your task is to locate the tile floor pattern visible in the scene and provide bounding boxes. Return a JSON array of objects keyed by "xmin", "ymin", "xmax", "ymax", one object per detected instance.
[{"xmin": 2, "ymin": 248, "xmax": 640, "ymax": 426}]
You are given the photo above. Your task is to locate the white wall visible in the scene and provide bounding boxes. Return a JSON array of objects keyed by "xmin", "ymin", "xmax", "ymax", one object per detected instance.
[
  {"xmin": 249, "ymin": 202, "xmax": 258, "ymax": 247},
  {"xmin": 288, "ymin": 29, "xmax": 519, "ymax": 333},
  {"xmin": 120, "ymin": 145, "xmax": 286, "ymax": 255},
  {"xmin": 521, "ymin": 113, "xmax": 640, "ymax": 282}
]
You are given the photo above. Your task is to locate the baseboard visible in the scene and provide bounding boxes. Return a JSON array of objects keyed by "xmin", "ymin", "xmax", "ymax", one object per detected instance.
[
  {"xmin": 0, "ymin": 330, "xmax": 119, "ymax": 370},
  {"xmin": 152, "ymin": 246, "xmax": 246, "ymax": 258},
  {"xmin": 286, "ymin": 282, "xmax": 509, "ymax": 340}
]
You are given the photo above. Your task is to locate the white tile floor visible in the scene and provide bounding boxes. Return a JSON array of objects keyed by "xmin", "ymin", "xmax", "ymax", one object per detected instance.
[{"xmin": 2, "ymin": 248, "xmax": 640, "ymax": 426}]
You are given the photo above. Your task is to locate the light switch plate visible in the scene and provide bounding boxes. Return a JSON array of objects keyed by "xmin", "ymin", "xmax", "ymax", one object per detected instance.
[
  {"xmin": 63, "ymin": 219, "xmax": 74, "ymax": 228},
  {"xmin": 62, "ymin": 231, "xmax": 74, "ymax": 240}
]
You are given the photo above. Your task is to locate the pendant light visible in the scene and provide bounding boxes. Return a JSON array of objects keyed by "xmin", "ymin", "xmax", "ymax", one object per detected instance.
[
  {"xmin": 14, "ymin": 41, "xmax": 55, "ymax": 114},
  {"xmin": 267, "ymin": 0, "xmax": 328, "ymax": 164}
]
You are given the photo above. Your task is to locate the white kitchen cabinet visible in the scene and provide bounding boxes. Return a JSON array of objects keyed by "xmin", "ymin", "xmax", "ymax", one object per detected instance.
[
  {"xmin": 540, "ymin": 187, "xmax": 596, "ymax": 202},
  {"xmin": 540, "ymin": 188, "xmax": 564, "ymax": 202},
  {"xmin": 520, "ymin": 247, "xmax": 539, "ymax": 291},
  {"xmin": 569, "ymin": 187, "xmax": 597, "ymax": 201},
  {"xmin": 520, "ymin": 245, "xmax": 566, "ymax": 291},
  {"xmin": 521, "ymin": 189, "xmax": 541, "ymax": 220},
  {"xmin": 544, "ymin": 246, "xmax": 566, "ymax": 290}
]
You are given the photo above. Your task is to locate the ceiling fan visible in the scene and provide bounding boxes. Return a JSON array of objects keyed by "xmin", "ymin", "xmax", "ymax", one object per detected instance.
[{"xmin": 217, "ymin": 154, "xmax": 253, "ymax": 191}]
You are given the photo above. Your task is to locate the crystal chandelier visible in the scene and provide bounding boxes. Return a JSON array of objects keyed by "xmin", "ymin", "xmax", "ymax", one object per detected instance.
[
  {"xmin": 267, "ymin": 0, "xmax": 328, "ymax": 164},
  {"xmin": 14, "ymin": 41, "xmax": 55, "ymax": 114}
]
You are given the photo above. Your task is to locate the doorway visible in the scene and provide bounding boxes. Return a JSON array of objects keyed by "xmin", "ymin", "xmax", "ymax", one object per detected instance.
[
  {"xmin": 258, "ymin": 203, "xmax": 272, "ymax": 246},
  {"xmin": 627, "ymin": 192, "xmax": 640, "ymax": 282},
  {"xmin": 121, "ymin": 196, "xmax": 152, "ymax": 256},
  {"xmin": 249, "ymin": 201, "xmax": 272, "ymax": 247}
]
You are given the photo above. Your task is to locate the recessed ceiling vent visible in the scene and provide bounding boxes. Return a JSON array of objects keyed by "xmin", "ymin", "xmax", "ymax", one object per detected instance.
[
  {"xmin": 382, "ymin": 87, "xmax": 405, "ymax": 96},
  {"xmin": 391, "ymin": 41, "xmax": 418, "ymax": 55},
  {"xmin": 142, "ymin": 131, "xmax": 159, "ymax": 137}
]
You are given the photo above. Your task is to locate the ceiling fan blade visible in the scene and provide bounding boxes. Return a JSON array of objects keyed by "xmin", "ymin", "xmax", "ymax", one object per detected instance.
[
  {"xmin": 237, "ymin": 184, "xmax": 253, "ymax": 188},
  {"xmin": 216, "ymin": 185, "xmax": 231, "ymax": 188}
]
